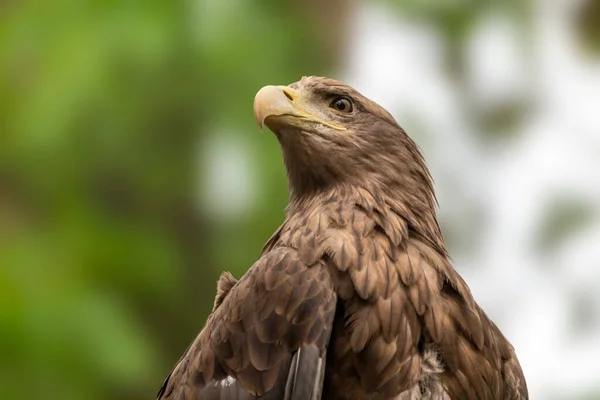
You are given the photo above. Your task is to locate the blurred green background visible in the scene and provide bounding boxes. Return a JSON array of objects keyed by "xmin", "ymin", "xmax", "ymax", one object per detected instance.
[{"xmin": 1, "ymin": 1, "xmax": 599, "ymax": 399}]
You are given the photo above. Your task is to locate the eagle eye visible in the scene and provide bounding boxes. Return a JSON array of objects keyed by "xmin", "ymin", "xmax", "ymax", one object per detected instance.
[{"xmin": 329, "ymin": 97, "xmax": 353, "ymax": 113}]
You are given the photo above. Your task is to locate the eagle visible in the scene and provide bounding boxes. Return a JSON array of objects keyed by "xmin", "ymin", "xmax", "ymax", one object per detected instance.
[{"xmin": 157, "ymin": 76, "xmax": 528, "ymax": 400}]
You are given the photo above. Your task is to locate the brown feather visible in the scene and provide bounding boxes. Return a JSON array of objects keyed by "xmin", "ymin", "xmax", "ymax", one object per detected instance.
[{"xmin": 213, "ymin": 272, "xmax": 238, "ymax": 311}]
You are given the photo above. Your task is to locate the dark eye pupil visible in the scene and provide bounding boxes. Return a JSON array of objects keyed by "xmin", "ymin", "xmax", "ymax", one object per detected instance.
[{"xmin": 336, "ymin": 100, "xmax": 346, "ymax": 110}]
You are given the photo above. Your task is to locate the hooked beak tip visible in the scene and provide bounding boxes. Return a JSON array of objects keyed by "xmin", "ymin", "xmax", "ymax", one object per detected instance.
[{"xmin": 253, "ymin": 85, "xmax": 298, "ymax": 131}]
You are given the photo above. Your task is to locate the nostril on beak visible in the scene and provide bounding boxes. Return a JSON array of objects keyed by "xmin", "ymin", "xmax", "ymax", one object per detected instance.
[{"xmin": 282, "ymin": 89, "xmax": 295, "ymax": 102}]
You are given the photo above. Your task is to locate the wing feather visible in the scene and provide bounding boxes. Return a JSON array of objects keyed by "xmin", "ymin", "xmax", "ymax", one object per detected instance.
[{"xmin": 157, "ymin": 248, "xmax": 336, "ymax": 399}]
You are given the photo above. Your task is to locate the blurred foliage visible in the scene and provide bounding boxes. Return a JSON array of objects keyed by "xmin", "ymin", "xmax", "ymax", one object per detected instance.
[
  {"xmin": 535, "ymin": 196, "xmax": 594, "ymax": 253},
  {"xmin": 576, "ymin": 0, "xmax": 600, "ymax": 55},
  {"xmin": 0, "ymin": 1, "xmax": 347, "ymax": 398}
]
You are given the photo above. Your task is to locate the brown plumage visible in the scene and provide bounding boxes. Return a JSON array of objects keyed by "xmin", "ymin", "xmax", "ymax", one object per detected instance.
[{"xmin": 157, "ymin": 76, "xmax": 528, "ymax": 400}]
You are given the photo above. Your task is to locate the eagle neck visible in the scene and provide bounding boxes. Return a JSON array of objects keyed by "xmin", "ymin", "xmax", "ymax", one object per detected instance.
[{"xmin": 286, "ymin": 183, "xmax": 446, "ymax": 255}]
